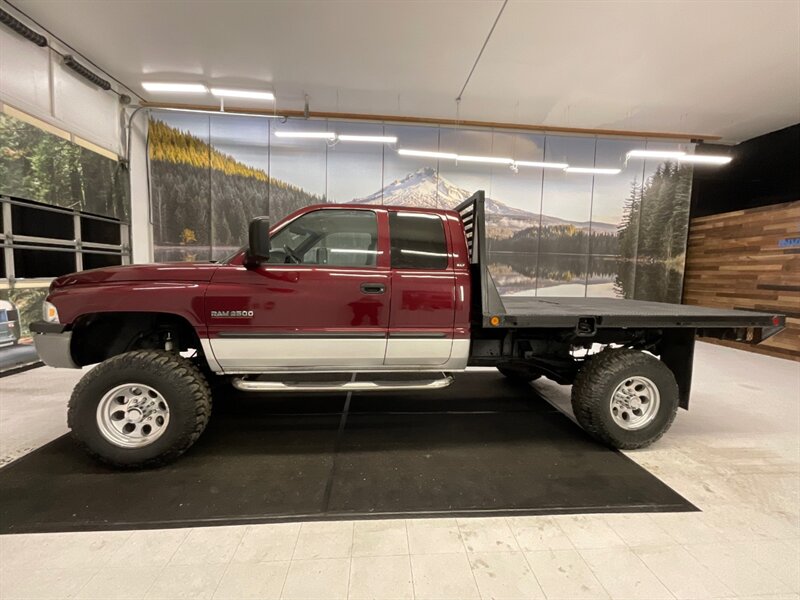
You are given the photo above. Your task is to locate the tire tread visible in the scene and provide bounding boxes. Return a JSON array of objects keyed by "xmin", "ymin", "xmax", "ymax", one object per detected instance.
[
  {"xmin": 67, "ymin": 350, "xmax": 212, "ymax": 468},
  {"xmin": 571, "ymin": 348, "xmax": 678, "ymax": 450}
]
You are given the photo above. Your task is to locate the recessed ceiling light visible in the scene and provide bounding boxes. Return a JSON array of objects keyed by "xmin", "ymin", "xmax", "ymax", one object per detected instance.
[
  {"xmin": 678, "ymin": 154, "xmax": 732, "ymax": 165},
  {"xmin": 457, "ymin": 155, "xmax": 513, "ymax": 165},
  {"xmin": 338, "ymin": 135, "xmax": 398, "ymax": 143},
  {"xmin": 274, "ymin": 131, "xmax": 336, "ymax": 139},
  {"xmin": 142, "ymin": 82, "xmax": 207, "ymax": 93},
  {"xmin": 398, "ymin": 149, "xmax": 458, "ymax": 160},
  {"xmin": 209, "ymin": 88, "xmax": 275, "ymax": 100},
  {"xmin": 514, "ymin": 160, "xmax": 570, "ymax": 169},
  {"xmin": 564, "ymin": 167, "xmax": 622, "ymax": 175},
  {"xmin": 627, "ymin": 149, "xmax": 687, "ymax": 159}
]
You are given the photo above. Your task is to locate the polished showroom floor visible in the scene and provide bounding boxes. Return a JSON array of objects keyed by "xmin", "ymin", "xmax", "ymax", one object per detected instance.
[{"xmin": 1, "ymin": 342, "xmax": 798, "ymax": 600}]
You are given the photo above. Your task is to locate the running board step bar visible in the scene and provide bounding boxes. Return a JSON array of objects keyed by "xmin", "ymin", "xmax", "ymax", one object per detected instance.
[{"xmin": 231, "ymin": 374, "xmax": 454, "ymax": 393}]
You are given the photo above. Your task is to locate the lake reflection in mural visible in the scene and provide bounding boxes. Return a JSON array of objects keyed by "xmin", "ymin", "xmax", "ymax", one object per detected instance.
[{"xmin": 489, "ymin": 253, "xmax": 685, "ymax": 302}]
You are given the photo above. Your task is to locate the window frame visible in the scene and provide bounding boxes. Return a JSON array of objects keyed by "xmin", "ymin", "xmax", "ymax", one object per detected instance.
[
  {"xmin": 266, "ymin": 208, "xmax": 384, "ymax": 270},
  {"xmin": 388, "ymin": 210, "xmax": 452, "ymax": 271},
  {"xmin": 0, "ymin": 195, "xmax": 130, "ymax": 285}
]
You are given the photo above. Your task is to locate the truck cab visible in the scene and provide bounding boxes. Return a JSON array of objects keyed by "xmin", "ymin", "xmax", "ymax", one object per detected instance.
[{"xmin": 203, "ymin": 204, "xmax": 471, "ymax": 373}]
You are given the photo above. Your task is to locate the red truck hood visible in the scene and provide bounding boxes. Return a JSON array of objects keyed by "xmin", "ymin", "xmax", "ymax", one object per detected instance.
[{"xmin": 51, "ymin": 263, "xmax": 220, "ymax": 288}]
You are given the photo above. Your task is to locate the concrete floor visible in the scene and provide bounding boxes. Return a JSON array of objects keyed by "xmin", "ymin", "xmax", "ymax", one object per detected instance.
[{"xmin": 0, "ymin": 341, "xmax": 798, "ymax": 599}]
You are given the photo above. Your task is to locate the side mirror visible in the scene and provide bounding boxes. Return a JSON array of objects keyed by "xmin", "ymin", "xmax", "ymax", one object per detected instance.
[{"xmin": 247, "ymin": 216, "xmax": 270, "ymax": 265}]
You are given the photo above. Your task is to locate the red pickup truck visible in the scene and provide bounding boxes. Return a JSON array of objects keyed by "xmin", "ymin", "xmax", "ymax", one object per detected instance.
[{"xmin": 31, "ymin": 192, "xmax": 784, "ymax": 468}]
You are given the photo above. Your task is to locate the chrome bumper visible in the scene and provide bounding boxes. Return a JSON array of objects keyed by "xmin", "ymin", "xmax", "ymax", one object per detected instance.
[{"xmin": 30, "ymin": 321, "xmax": 79, "ymax": 369}]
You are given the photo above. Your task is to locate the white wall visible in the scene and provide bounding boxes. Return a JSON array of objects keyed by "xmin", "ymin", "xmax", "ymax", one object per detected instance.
[{"xmin": 128, "ymin": 109, "xmax": 152, "ymax": 263}]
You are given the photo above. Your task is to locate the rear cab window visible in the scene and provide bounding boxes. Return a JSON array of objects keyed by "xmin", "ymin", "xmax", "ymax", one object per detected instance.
[{"xmin": 389, "ymin": 212, "xmax": 449, "ymax": 270}]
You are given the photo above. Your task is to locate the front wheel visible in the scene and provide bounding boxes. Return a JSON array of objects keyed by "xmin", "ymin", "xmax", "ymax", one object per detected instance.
[
  {"xmin": 68, "ymin": 350, "xmax": 212, "ymax": 468},
  {"xmin": 571, "ymin": 349, "xmax": 679, "ymax": 450}
]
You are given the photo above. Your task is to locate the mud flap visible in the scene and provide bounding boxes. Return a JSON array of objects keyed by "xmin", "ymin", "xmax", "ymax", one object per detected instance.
[{"xmin": 657, "ymin": 329, "xmax": 695, "ymax": 410}]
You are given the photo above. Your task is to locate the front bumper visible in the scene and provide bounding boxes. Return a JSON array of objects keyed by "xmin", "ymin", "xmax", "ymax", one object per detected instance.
[{"xmin": 29, "ymin": 321, "xmax": 79, "ymax": 369}]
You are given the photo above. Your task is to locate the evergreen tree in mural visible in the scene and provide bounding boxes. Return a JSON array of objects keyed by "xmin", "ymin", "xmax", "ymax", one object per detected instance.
[
  {"xmin": 615, "ymin": 162, "xmax": 692, "ymax": 301},
  {"xmin": 148, "ymin": 119, "xmax": 324, "ymax": 260},
  {"xmin": 617, "ymin": 179, "xmax": 642, "ymax": 260},
  {"xmin": 618, "ymin": 163, "xmax": 692, "ymax": 262}
]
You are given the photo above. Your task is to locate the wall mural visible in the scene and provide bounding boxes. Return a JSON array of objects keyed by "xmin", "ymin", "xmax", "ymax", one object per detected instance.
[
  {"xmin": 0, "ymin": 112, "xmax": 129, "ymax": 219},
  {"xmin": 148, "ymin": 111, "xmax": 692, "ymax": 303}
]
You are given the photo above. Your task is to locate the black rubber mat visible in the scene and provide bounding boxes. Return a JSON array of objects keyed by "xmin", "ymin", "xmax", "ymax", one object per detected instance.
[{"xmin": 0, "ymin": 372, "xmax": 695, "ymax": 533}]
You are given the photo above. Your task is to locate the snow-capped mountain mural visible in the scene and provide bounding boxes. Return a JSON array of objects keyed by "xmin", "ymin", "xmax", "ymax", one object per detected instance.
[{"xmin": 351, "ymin": 167, "xmax": 617, "ymax": 235}]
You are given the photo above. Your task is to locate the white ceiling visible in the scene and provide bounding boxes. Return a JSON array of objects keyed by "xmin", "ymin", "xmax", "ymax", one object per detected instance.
[{"xmin": 10, "ymin": 0, "xmax": 800, "ymax": 142}]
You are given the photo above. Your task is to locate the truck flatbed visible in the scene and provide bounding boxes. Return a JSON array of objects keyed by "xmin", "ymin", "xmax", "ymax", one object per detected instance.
[
  {"xmin": 498, "ymin": 296, "xmax": 781, "ymax": 330},
  {"xmin": 456, "ymin": 192, "xmax": 784, "ymax": 342}
]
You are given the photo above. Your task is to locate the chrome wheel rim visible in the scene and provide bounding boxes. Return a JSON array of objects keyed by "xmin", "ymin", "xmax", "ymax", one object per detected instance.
[
  {"xmin": 610, "ymin": 376, "xmax": 660, "ymax": 430},
  {"xmin": 96, "ymin": 383, "xmax": 170, "ymax": 448}
]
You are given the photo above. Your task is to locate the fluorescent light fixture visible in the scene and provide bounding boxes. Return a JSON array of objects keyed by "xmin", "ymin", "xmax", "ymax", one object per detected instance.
[
  {"xmin": 210, "ymin": 88, "xmax": 275, "ymax": 100},
  {"xmin": 514, "ymin": 160, "xmax": 569, "ymax": 169},
  {"xmin": 626, "ymin": 149, "xmax": 732, "ymax": 166},
  {"xmin": 142, "ymin": 82, "xmax": 207, "ymax": 93},
  {"xmin": 155, "ymin": 107, "xmax": 284, "ymax": 118},
  {"xmin": 274, "ymin": 131, "xmax": 336, "ymax": 139},
  {"xmin": 627, "ymin": 149, "xmax": 687, "ymax": 159},
  {"xmin": 398, "ymin": 149, "xmax": 458, "ymax": 160},
  {"xmin": 565, "ymin": 167, "xmax": 622, "ymax": 175},
  {"xmin": 678, "ymin": 154, "xmax": 732, "ymax": 165},
  {"xmin": 398, "ymin": 149, "xmax": 571, "ymax": 168},
  {"xmin": 338, "ymin": 134, "xmax": 398, "ymax": 143},
  {"xmin": 456, "ymin": 155, "xmax": 513, "ymax": 165}
]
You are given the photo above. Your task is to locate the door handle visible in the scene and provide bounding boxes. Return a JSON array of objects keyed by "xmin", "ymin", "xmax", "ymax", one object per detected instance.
[{"xmin": 360, "ymin": 283, "xmax": 386, "ymax": 294}]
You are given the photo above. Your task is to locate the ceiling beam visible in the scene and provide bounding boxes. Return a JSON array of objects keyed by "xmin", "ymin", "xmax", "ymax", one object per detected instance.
[{"xmin": 141, "ymin": 101, "xmax": 721, "ymax": 142}]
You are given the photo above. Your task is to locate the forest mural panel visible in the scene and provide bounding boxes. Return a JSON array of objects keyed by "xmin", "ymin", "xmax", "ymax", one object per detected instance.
[
  {"xmin": 147, "ymin": 111, "xmax": 692, "ymax": 303},
  {"xmin": 0, "ymin": 112, "xmax": 128, "ymax": 219}
]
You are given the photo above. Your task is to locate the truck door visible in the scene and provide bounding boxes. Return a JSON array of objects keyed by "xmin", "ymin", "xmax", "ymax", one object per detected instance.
[
  {"xmin": 385, "ymin": 211, "xmax": 456, "ymax": 366},
  {"xmin": 206, "ymin": 208, "xmax": 390, "ymax": 371}
]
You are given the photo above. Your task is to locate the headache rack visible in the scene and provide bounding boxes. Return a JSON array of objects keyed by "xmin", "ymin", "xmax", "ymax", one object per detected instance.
[{"xmin": 455, "ymin": 191, "xmax": 505, "ymax": 327}]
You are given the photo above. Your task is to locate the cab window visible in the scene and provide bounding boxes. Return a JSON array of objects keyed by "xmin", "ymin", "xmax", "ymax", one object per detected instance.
[
  {"xmin": 268, "ymin": 210, "xmax": 378, "ymax": 267},
  {"xmin": 389, "ymin": 212, "xmax": 449, "ymax": 269}
]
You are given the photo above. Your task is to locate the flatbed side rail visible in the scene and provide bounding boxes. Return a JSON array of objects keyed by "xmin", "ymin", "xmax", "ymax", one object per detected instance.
[{"xmin": 455, "ymin": 191, "xmax": 505, "ymax": 325}]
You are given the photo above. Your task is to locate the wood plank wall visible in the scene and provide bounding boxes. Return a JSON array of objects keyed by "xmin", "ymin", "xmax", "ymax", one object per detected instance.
[{"xmin": 683, "ymin": 200, "xmax": 800, "ymax": 361}]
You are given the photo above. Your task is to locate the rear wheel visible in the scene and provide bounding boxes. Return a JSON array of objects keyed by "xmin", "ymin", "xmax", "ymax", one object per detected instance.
[
  {"xmin": 68, "ymin": 350, "xmax": 211, "ymax": 468},
  {"xmin": 571, "ymin": 349, "xmax": 679, "ymax": 449},
  {"xmin": 497, "ymin": 365, "xmax": 542, "ymax": 383}
]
